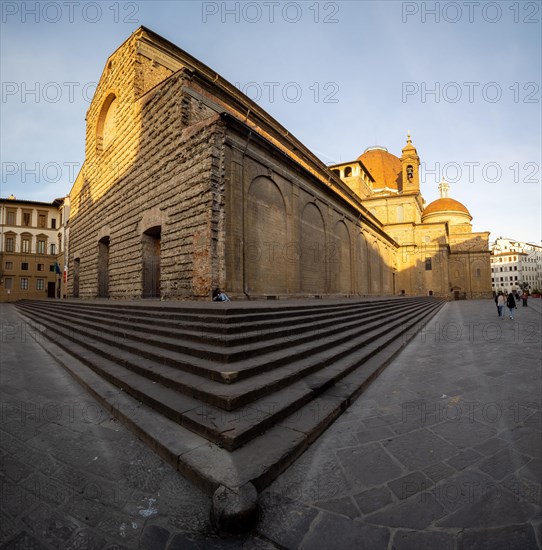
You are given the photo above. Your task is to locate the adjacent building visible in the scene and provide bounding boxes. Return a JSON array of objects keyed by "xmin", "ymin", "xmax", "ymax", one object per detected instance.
[
  {"xmin": 490, "ymin": 237, "xmax": 542, "ymax": 294},
  {"xmin": 0, "ymin": 196, "xmax": 64, "ymax": 301}
]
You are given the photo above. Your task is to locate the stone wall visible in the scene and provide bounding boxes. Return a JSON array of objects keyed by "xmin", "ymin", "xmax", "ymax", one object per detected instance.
[
  {"xmin": 67, "ymin": 28, "xmax": 399, "ymax": 300},
  {"xmin": 68, "ymin": 32, "xmax": 224, "ymax": 299},
  {"xmin": 222, "ymin": 122, "xmax": 397, "ymax": 298}
]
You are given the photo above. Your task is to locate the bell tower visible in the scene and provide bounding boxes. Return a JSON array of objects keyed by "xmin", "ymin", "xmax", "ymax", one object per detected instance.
[{"xmin": 401, "ymin": 132, "xmax": 420, "ymax": 192}]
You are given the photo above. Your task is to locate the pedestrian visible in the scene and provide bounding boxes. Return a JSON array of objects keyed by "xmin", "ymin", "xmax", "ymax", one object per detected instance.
[
  {"xmin": 494, "ymin": 292, "xmax": 499, "ymax": 316},
  {"xmin": 506, "ymin": 292, "xmax": 516, "ymax": 319},
  {"xmin": 497, "ymin": 292, "xmax": 506, "ymax": 319},
  {"xmin": 522, "ymin": 291, "xmax": 528, "ymax": 307}
]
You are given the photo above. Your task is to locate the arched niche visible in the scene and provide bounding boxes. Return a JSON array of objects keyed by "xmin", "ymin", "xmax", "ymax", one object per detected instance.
[
  {"xmin": 246, "ymin": 176, "xmax": 288, "ymax": 295},
  {"xmin": 331, "ymin": 220, "xmax": 351, "ymax": 294},
  {"xmin": 358, "ymin": 231, "xmax": 370, "ymax": 295},
  {"xmin": 300, "ymin": 202, "xmax": 326, "ymax": 294},
  {"xmin": 96, "ymin": 93, "xmax": 118, "ymax": 152},
  {"xmin": 370, "ymin": 240, "xmax": 383, "ymax": 294}
]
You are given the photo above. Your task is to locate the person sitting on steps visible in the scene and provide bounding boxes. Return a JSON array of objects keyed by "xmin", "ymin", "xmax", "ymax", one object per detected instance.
[{"xmin": 212, "ymin": 287, "xmax": 231, "ymax": 302}]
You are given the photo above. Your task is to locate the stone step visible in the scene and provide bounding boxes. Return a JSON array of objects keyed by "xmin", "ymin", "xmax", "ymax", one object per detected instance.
[
  {"xmin": 16, "ymin": 300, "xmax": 443, "ymax": 450},
  {"xmin": 17, "ymin": 296, "xmax": 408, "ymax": 323},
  {"xmin": 197, "ymin": 303, "xmax": 442, "ymax": 450},
  {"xmin": 16, "ymin": 298, "xmax": 398, "ymax": 343},
  {"xmin": 16, "ymin": 297, "xmax": 428, "ymax": 340},
  {"xmin": 17, "ymin": 298, "xmax": 424, "ymax": 362},
  {"xmin": 16, "ymin": 300, "xmax": 445, "ymax": 505},
  {"xmin": 19, "ymin": 300, "xmax": 438, "ymax": 414},
  {"xmin": 18, "ymin": 299, "xmax": 435, "ymax": 384}
]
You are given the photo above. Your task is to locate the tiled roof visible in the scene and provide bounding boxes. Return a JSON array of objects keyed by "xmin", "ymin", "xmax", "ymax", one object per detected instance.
[{"xmin": 358, "ymin": 148, "xmax": 402, "ymax": 190}]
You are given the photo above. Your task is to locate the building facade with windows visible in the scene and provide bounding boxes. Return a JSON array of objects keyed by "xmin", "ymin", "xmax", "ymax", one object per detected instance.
[
  {"xmin": 0, "ymin": 196, "xmax": 64, "ymax": 301},
  {"xmin": 490, "ymin": 237, "xmax": 542, "ymax": 294}
]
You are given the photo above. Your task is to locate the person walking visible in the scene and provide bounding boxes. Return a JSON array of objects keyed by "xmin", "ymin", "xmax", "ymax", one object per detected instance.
[
  {"xmin": 506, "ymin": 292, "xmax": 517, "ymax": 319},
  {"xmin": 522, "ymin": 291, "xmax": 528, "ymax": 307},
  {"xmin": 497, "ymin": 292, "xmax": 506, "ymax": 319}
]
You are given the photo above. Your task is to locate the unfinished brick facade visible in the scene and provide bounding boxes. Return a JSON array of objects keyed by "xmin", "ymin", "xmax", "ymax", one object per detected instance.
[
  {"xmin": 67, "ymin": 27, "xmax": 491, "ymax": 300},
  {"xmin": 67, "ymin": 27, "xmax": 398, "ymax": 300}
]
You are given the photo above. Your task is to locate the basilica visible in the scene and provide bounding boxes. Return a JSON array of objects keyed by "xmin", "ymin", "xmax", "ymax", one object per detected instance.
[
  {"xmin": 63, "ymin": 26, "xmax": 491, "ymax": 301},
  {"xmin": 330, "ymin": 140, "xmax": 491, "ymax": 299}
]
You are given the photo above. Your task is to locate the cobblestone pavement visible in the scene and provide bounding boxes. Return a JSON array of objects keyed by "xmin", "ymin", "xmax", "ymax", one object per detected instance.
[{"xmin": 1, "ymin": 300, "xmax": 541, "ymax": 549}]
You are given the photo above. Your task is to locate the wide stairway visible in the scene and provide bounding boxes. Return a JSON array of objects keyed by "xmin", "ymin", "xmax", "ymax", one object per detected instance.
[{"xmin": 16, "ymin": 297, "xmax": 444, "ymax": 521}]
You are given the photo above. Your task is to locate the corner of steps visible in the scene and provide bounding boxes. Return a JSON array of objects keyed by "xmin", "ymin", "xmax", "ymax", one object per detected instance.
[{"xmin": 15, "ymin": 297, "xmax": 446, "ymax": 532}]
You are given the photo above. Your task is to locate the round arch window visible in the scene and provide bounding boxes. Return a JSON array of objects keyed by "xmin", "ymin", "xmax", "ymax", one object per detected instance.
[{"xmin": 96, "ymin": 93, "xmax": 117, "ymax": 152}]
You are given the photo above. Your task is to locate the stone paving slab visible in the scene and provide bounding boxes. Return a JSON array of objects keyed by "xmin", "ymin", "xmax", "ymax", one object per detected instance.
[
  {"xmin": 0, "ymin": 303, "xmax": 273, "ymax": 549},
  {"xmin": 259, "ymin": 299, "xmax": 542, "ymax": 549},
  {"xmin": 1, "ymin": 299, "xmax": 541, "ymax": 548}
]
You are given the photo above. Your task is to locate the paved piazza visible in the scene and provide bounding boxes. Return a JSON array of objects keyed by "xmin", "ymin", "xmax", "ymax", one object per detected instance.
[{"xmin": 1, "ymin": 299, "xmax": 540, "ymax": 549}]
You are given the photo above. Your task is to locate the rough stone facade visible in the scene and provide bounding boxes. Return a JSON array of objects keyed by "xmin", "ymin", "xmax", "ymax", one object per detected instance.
[
  {"xmin": 67, "ymin": 27, "xmax": 398, "ymax": 300},
  {"xmin": 67, "ymin": 27, "xmax": 491, "ymax": 300}
]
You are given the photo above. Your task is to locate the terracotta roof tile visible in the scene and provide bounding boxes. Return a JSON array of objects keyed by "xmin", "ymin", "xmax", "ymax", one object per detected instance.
[{"xmin": 358, "ymin": 148, "xmax": 402, "ymax": 190}]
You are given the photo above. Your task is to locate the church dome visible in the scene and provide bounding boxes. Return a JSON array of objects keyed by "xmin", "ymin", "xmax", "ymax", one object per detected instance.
[
  {"xmin": 423, "ymin": 197, "xmax": 471, "ymax": 216},
  {"xmin": 358, "ymin": 146, "xmax": 402, "ymax": 190},
  {"xmin": 422, "ymin": 197, "xmax": 472, "ymax": 223},
  {"xmin": 422, "ymin": 179, "xmax": 472, "ymax": 225}
]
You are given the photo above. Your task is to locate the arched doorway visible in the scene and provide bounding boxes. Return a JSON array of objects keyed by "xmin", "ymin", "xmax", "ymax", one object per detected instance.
[
  {"xmin": 73, "ymin": 258, "xmax": 80, "ymax": 298},
  {"xmin": 97, "ymin": 236, "xmax": 110, "ymax": 298},
  {"xmin": 142, "ymin": 226, "xmax": 161, "ymax": 298}
]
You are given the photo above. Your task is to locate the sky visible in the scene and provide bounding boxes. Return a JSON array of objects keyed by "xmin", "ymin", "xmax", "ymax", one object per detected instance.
[{"xmin": 1, "ymin": 0, "xmax": 541, "ymax": 244}]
